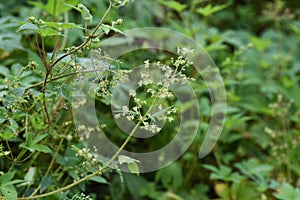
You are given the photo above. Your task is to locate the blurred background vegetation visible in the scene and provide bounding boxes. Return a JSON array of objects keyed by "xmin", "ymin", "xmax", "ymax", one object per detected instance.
[{"xmin": 1, "ymin": 0, "xmax": 300, "ymax": 199}]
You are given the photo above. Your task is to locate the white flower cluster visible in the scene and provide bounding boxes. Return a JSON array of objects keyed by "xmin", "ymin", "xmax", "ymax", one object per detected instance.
[{"xmin": 114, "ymin": 48, "xmax": 195, "ymax": 134}]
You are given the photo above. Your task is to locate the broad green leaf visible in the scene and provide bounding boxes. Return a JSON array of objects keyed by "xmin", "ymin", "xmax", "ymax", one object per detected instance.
[
  {"xmin": 0, "ymin": 131, "xmax": 15, "ymax": 140},
  {"xmin": 0, "ymin": 33, "xmax": 22, "ymax": 52},
  {"xmin": 101, "ymin": 24, "xmax": 124, "ymax": 35},
  {"xmin": 20, "ymin": 133, "xmax": 51, "ymax": 153},
  {"xmin": 0, "ymin": 171, "xmax": 17, "ymax": 200},
  {"xmin": 0, "ymin": 185, "xmax": 17, "ymax": 200},
  {"xmin": 44, "ymin": 22, "xmax": 81, "ymax": 30},
  {"xmin": 17, "ymin": 23, "xmax": 40, "ymax": 32},
  {"xmin": 11, "ymin": 63, "xmax": 23, "ymax": 76},
  {"xmin": 250, "ymin": 36, "xmax": 271, "ymax": 52},
  {"xmin": 40, "ymin": 176, "xmax": 53, "ymax": 193},
  {"xmin": 78, "ymin": 3, "xmax": 93, "ymax": 22},
  {"xmin": 18, "ymin": 167, "xmax": 35, "ymax": 187},
  {"xmin": 158, "ymin": 0, "xmax": 187, "ymax": 12},
  {"xmin": 155, "ymin": 163, "xmax": 183, "ymax": 190},
  {"xmin": 128, "ymin": 162, "xmax": 140, "ymax": 176},
  {"xmin": 29, "ymin": 144, "xmax": 52, "ymax": 153},
  {"xmin": 234, "ymin": 159, "xmax": 273, "ymax": 180},
  {"xmin": 118, "ymin": 155, "xmax": 140, "ymax": 165},
  {"xmin": 31, "ymin": 134, "xmax": 48, "ymax": 144},
  {"xmin": 0, "ymin": 107, "xmax": 7, "ymax": 123},
  {"xmin": 28, "ymin": 0, "xmax": 79, "ymax": 17},
  {"xmin": 118, "ymin": 155, "xmax": 140, "ymax": 175},
  {"xmin": 289, "ymin": 24, "xmax": 300, "ymax": 35},
  {"xmin": 274, "ymin": 182, "xmax": 300, "ymax": 200},
  {"xmin": 196, "ymin": 2, "xmax": 231, "ymax": 17},
  {"xmin": 0, "ymin": 172, "xmax": 15, "ymax": 184},
  {"xmin": 0, "ymin": 65, "xmax": 10, "ymax": 77},
  {"xmin": 61, "ymin": 84, "xmax": 73, "ymax": 103},
  {"xmin": 36, "ymin": 28, "xmax": 62, "ymax": 37},
  {"xmin": 90, "ymin": 175, "xmax": 107, "ymax": 184}
]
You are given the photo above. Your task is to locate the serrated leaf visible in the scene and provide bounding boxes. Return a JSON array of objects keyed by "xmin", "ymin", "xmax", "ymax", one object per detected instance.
[{"xmin": 36, "ymin": 28, "xmax": 62, "ymax": 37}]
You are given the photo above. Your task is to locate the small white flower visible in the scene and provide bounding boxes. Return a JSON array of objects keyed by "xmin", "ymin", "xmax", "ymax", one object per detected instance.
[
  {"xmin": 129, "ymin": 89, "xmax": 136, "ymax": 97},
  {"xmin": 144, "ymin": 60, "xmax": 150, "ymax": 68}
]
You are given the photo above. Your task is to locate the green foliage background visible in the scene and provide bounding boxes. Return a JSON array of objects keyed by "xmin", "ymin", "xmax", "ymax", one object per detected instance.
[{"xmin": 0, "ymin": 0, "xmax": 300, "ymax": 199}]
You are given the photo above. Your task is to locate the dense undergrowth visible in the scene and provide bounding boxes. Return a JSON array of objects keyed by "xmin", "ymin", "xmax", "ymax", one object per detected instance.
[{"xmin": 0, "ymin": 0, "xmax": 300, "ymax": 199}]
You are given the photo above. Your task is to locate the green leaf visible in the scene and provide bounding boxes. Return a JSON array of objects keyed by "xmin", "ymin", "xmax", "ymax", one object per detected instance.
[
  {"xmin": 250, "ymin": 36, "xmax": 271, "ymax": 52},
  {"xmin": 18, "ymin": 167, "xmax": 35, "ymax": 187},
  {"xmin": 274, "ymin": 182, "xmax": 300, "ymax": 200},
  {"xmin": 118, "ymin": 155, "xmax": 140, "ymax": 175},
  {"xmin": 0, "ymin": 107, "xmax": 7, "ymax": 123},
  {"xmin": 28, "ymin": 0, "xmax": 79, "ymax": 17},
  {"xmin": 20, "ymin": 133, "xmax": 51, "ymax": 153},
  {"xmin": 0, "ymin": 172, "xmax": 17, "ymax": 200},
  {"xmin": 17, "ymin": 23, "xmax": 40, "ymax": 32},
  {"xmin": 61, "ymin": 84, "xmax": 73, "ymax": 103},
  {"xmin": 36, "ymin": 28, "xmax": 62, "ymax": 37},
  {"xmin": 158, "ymin": 0, "xmax": 187, "ymax": 12},
  {"xmin": 11, "ymin": 63, "xmax": 23, "ymax": 76},
  {"xmin": 40, "ymin": 176, "xmax": 53, "ymax": 193},
  {"xmin": 0, "ymin": 185, "xmax": 17, "ymax": 200},
  {"xmin": 0, "ymin": 33, "xmax": 22, "ymax": 52},
  {"xmin": 43, "ymin": 22, "xmax": 81, "ymax": 30},
  {"xmin": 118, "ymin": 155, "xmax": 140, "ymax": 165},
  {"xmin": 90, "ymin": 175, "xmax": 107, "ymax": 184},
  {"xmin": 155, "ymin": 163, "xmax": 183, "ymax": 190},
  {"xmin": 0, "ymin": 132, "xmax": 15, "ymax": 140},
  {"xmin": 204, "ymin": 165, "xmax": 243, "ymax": 183},
  {"xmin": 31, "ymin": 134, "xmax": 48, "ymax": 144},
  {"xmin": 234, "ymin": 159, "xmax": 273, "ymax": 180},
  {"xmin": 101, "ymin": 24, "xmax": 124, "ymax": 35},
  {"xmin": 128, "ymin": 162, "xmax": 140, "ymax": 176},
  {"xmin": 0, "ymin": 65, "xmax": 10, "ymax": 77},
  {"xmin": 0, "ymin": 172, "xmax": 15, "ymax": 184},
  {"xmin": 30, "ymin": 144, "xmax": 52, "ymax": 153},
  {"xmin": 78, "ymin": 3, "xmax": 93, "ymax": 22},
  {"xmin": 196, "ymin": 2, "xmax": 231, "ymax": 17},
  {"xmin": 289, "ymin": 24, "xmax": 300, "ymax": 35}
]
